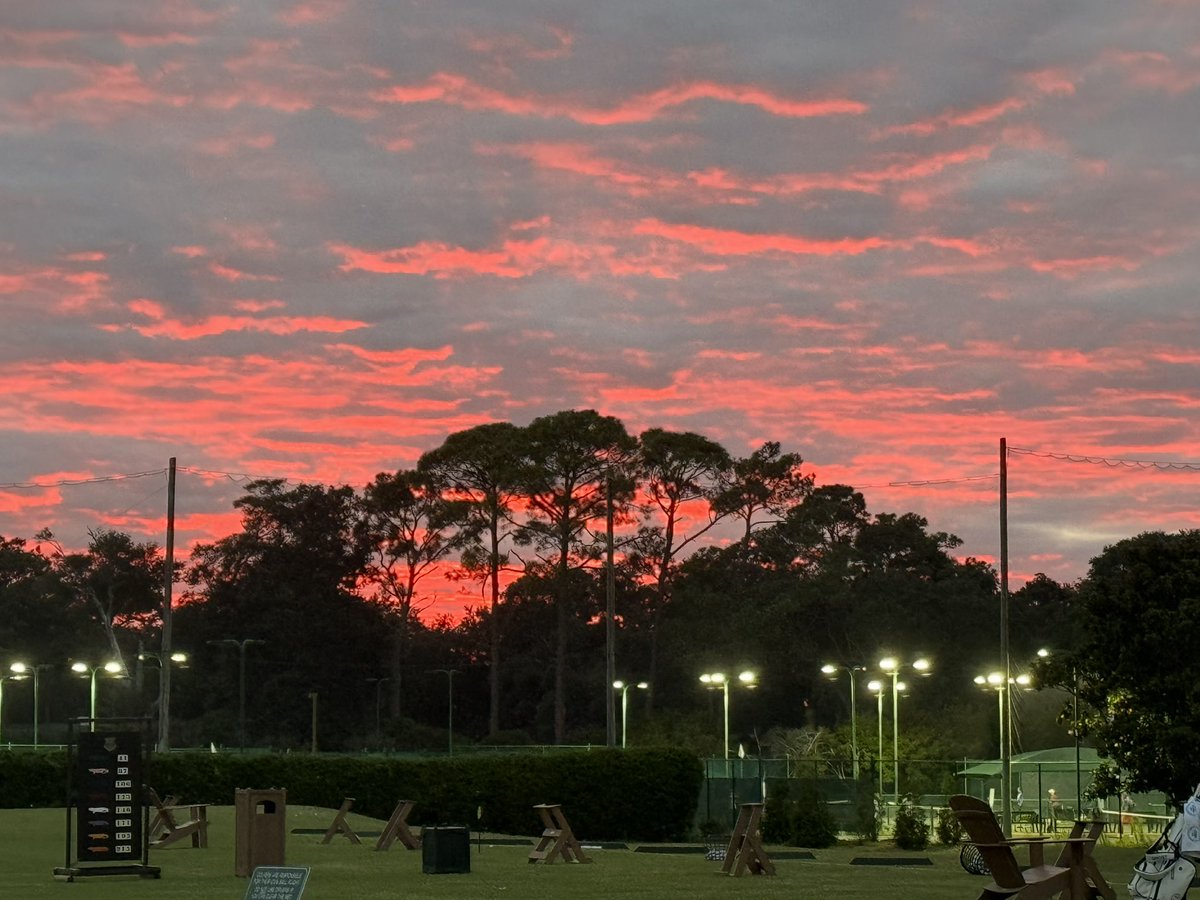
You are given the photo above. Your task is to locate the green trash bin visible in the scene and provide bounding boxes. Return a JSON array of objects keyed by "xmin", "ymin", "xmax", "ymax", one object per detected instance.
[{"xmin": 421, "ymin": 826, "xmax": 471, "ymax": 874}]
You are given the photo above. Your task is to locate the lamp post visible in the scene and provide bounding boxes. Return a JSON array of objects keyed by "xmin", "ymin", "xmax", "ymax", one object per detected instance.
[
  {"xmin": 431, "ymin": 669, "xmax": 457, "ymax": 756},
  {"xmin": 976, "ymin": 670, "xmax": 1032, "ymax": 823},
  {"xmin": 867, "ymin": 680, "xmax": 886, "ymax": 798},
  {"xmin": 1037, "ymin": 648, "xmax": 1082, "ymax": 812},
  {"xmin": 612, "ymin": 680, "xmax": 648, "ymax": 749},
  {"xmin": 367, "ymin": 677, "xmax": 391, "ymax": 740},
  {"xmin": 699, "ymin": 670, "xmax": 758, "ymax": 760},
  {"xmin": 71, "ymin": 661, "xmax": 125, "ymax": 729},
  {"xmin": 9, "ymin": 662, "xmax": 50, "ymax": 747},
  {"xmin": 138, "ymin": 650, "xmax": 188, "ymax": 747},
  {"xmin": 822, "ymin": 664, "xmax": 866, "ymax": 779},
  {"xmin": 0, "ymin": 674, "xmax": 14, "ymax": 745},
  {"xmin": 878, "ymin": 656, "xmax": 930, "ymax": 802},
  {"xmin": 208, "ymin": 639, "xmax": 265, "ymax": 752}
]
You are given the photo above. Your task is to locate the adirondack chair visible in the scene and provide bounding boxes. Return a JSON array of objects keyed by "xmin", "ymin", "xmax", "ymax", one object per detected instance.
[
  {"xmin": 146, "ymin": 786, "xmax": 209, "ymax": 849},
  {"xmin": 949, "ymin": 795, "xmax": 1095, "ymax": 899},
  {"xmin": 1054, "ymin": 820, "xmax": 1116, "ymax": 900}
]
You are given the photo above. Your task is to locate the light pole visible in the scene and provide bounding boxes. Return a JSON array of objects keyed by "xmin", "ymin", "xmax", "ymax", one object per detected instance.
[
  {"xmin": 1038, "ymin": 648, "xmax": 1082, "ymax": 813},
  {"xmin": 868, "ymin": 680, "xmax": 886, "ymax": 798},
  {"xmin": 822, "ymin": 663, "xmax": 866, "ymax": 779},
  {"xmin": 138, "ymin": 650, "xmax": 188, "ymax": 747},
  {"xmin": 612, "ymin": 680, "xmax": 648, "ymax": 749},
  {"xmin": 431, "ymin": 669, "xmax": 457, "ymax": 755},
  {"xmin": 878, "ymin": 656, "xmax": 930, "ymax": 801},
  {"xmin": 71, "ymin": 661, "xmax": 125, "ymax": 729},
  {"xmin": 9, "ymin": 662, "xmax": 50, "ymax": 747},
  {"xmin": 208, "ymin": 639, "xmax": 265, "ymax": 752},
  {"xmin": 367, "ymin": 677, "xmax": 391, "ymax": 740},
  {"xmin": 699, "ymin": 670, "xmax": 758, "ymax": 760},
  {"xmin": 976, "ymin": 670, "xmax": 1032, "ymax": 821},
  {"xmin": 0, "ymin": 674, "xmax": 15, "ymax": 745}
]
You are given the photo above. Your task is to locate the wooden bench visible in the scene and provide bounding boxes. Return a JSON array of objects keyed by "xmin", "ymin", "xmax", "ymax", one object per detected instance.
[{"xmin": 147, "ymin": 787, "xmax": 209, "ymax": 849}]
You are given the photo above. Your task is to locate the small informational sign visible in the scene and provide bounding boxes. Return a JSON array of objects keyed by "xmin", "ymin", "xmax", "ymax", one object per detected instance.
[
  {"xmin": 75, "ymin": 731, "xmax": 143, "ymax": 863},
  {"xmin": 244, "ymin": 866, "xmax": 310, "ymax": 900}
]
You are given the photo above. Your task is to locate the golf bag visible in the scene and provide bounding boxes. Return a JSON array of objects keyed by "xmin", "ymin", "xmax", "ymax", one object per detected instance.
[{"xmin": 1129, "ymin": 785, "xmax": 1200, "ymax": 900}]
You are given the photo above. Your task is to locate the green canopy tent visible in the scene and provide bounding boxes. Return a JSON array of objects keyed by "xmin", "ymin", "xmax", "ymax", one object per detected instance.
[{"xmin": 956, "ymin": 747, "xmax": 1106, "ymax": 820}]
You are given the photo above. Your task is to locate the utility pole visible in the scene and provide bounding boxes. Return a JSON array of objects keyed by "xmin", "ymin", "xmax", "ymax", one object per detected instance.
[
  {"xmin": 159, "ymin": 457, "xmax": 176, "ymax": 752},
  {"xmin": 605, "ymin": 469, "xmax": 616, "ymax": 748},
  {"xmin": 999, "ymin": 438, "xmax": 1012, "ymax": 835}
]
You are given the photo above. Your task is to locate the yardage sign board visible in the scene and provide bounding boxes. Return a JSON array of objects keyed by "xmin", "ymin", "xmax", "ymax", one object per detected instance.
[
  {"xmin": 244, "ymin": 866, "xmax": 310, "ymax": 899},
  {"xmin": 75, "ymin": 730, "xmax": 143, "ymax": 862}
]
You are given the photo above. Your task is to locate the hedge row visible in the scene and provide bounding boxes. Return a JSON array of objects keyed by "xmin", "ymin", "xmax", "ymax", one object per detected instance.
[{"xmin": 0, "ymin": 747, "xmax": 703, "ymax": 842}]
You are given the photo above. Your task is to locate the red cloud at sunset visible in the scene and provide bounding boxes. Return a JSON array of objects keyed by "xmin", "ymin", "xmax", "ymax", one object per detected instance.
[
  {"xmin": 374, "ymin": 73, "xmax": 866, "ymax": 125},
  {"xmin": 2, "ymin": 0, "xmax": 1199, "ymax": 610}
]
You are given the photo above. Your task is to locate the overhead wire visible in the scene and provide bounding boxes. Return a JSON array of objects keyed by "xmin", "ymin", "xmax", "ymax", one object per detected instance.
[{"xmin": 1007, "ymin": 446, "xmax": 1200, "ymax": 472}]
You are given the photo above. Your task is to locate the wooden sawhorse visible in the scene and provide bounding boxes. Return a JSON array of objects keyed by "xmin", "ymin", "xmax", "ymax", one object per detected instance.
[
  {"xmin": 528, "ymin": 804, "xmax": 591, "ymax": 864},
  {"xmin": 321, "ymin": 797, "xmax": 361, "ymax": 844},
  {"xmin": 375, "ymin": 799, "xmax": 422, "ymax": 851},
  {"xmin": 147, "ymin": 787, "xmax": 209, "ymax": 849},
  {"xmin": 721, "ymin": 803, "xmax": 775, "ymax": 876}
]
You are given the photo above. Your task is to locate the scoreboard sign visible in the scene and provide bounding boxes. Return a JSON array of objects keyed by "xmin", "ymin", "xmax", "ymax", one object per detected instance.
[{"xmin": 75, "ymin": 731, "xmax": 144, "ymax": 863}]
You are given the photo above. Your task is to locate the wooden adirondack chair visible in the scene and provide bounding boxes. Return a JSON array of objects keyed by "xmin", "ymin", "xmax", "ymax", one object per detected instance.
[
  {"xmin": 949, "ymin": 795, "xmax": 1094, "ymax": 899},
  {"xmin": 1054, "ymin": 820, "xmax": 1116, "ymax": 900}
]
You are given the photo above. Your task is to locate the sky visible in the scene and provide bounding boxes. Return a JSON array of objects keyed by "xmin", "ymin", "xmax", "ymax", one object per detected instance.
[{"xmin": 2, "ymin": 1, "xmax": 1199, "ymax": 616}]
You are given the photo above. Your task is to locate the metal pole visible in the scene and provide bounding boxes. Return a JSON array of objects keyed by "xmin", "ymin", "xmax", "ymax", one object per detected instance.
[
  {"xmin": 238, "ymin": 647, "xmax": 248, "ymax": 752},
  {"xmin": 722, "ymin": 680, "xmax": 730, "ymax": 760},
  {"xmin": 891, "ymin": 671, "xmax": 900, "ymax": 802},
  {"xmin": 90, "ymin": 669, "xmax": 99, "ymax": 726},
  {"xmin": 309, "ymin": 692, "xmax": 318, "ymax": 753},
  {"xmin": 159, "ymin": 457, "xmax": 176, "ymax": 752},
  {"xmin": 33, "ymin": 669, "xmax": 40, "ymax": 747},
  {"xmin": 849, "ymin": 669, "xmax": 859, "ymax": 780},
  {"xmin": 876, "ymin": 689, "xmax": 884, "ymax": 798},
  {"xmin": 1080, "ymin": 672, "xmax": 1089, "ymax": 816},
  {"xmin": 620, "ymin": 685, "xmax": 629, "ymax": 749}
]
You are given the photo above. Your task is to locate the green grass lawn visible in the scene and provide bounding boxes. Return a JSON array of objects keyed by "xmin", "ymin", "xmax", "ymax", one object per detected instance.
[{"xmin": 5, "ymin": 805, "xmax": 1148, "ymax": 900}]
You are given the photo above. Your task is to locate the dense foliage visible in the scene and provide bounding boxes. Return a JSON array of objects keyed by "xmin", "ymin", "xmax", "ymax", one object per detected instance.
[
  {"xmin": 0, "ymin": 411, "xmax": 1096, "ymax": 766},
  {"xmin": 1065, "ymin": 530, "xmax": 1200, "ymax": 804}
]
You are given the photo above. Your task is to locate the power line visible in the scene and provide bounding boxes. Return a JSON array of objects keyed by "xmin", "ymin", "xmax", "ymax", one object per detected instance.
[
  {"xmin": 0, "ymin": 464, "xmax": 304, "ymax": 491},
  {"xmin": 851, "ymin": 473, "xmax": 999, "ymax": 489},
  {"xmin": 1007, "ymin": 446, "xmax": 1200, "ymax": 472},
  {"xmin": 178, "ymin": 466, "xmax": 300, "ymax": 484},
  {"xmin": 0, "ymin": 469, "xmax": 167, "ymax": 489}
]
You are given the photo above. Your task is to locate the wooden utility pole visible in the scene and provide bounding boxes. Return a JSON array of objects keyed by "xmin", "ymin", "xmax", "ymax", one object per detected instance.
[
  {"xmin": 999, "ymin": 438, "xmax": 1011, "ymax": 834},
  {"xmin": 605, "ymin": 470, "xmax": 616, "ymax": 748}
]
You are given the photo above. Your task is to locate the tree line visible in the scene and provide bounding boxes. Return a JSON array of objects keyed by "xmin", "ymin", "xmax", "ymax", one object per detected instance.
[{"xmin": 11, "ymin": 408, "xmax": 1179, "ymax": 797}]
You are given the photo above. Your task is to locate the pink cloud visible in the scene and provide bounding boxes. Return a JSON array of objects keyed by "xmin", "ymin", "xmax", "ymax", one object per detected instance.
[{"xmin": 375, "ymin": 73, "xmax": 866, "ymax": 125}]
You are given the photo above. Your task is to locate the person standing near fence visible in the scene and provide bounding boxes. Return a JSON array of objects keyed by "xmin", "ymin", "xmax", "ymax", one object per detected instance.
[{"xmin": 1048, "ymin": 788, "xmax": 1062, "ymax": 830}]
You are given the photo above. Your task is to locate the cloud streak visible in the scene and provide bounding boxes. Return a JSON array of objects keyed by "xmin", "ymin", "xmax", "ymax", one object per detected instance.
[{"xmin": 1, "ymin": 0, "xmax": 1198, "ymax": 614}]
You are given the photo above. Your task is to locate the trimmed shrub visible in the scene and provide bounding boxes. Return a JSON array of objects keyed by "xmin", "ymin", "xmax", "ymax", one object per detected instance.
[
  {"xmin": 0, "ymin": 746, "xmax": 703, "ymax": 842},
  {"xmin": 892, "ymin": 794, "xmax": 930, "ymax": 850},
  {"xmin": 936, "ymin": 806, "xmax": 963, "ymax": 845},
  {"xmin": 763, "ymin": 780, "xmax": 838, "ymax": 848}
]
